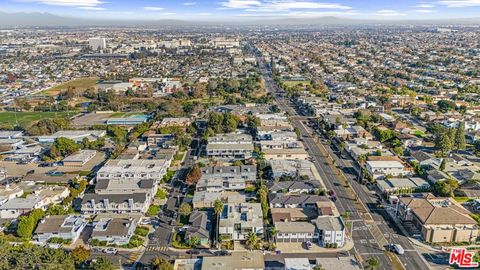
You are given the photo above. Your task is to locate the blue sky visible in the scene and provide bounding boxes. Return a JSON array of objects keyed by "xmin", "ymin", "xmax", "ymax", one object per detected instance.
[{"xmin": 1, "ymin": 0, "xmax": 480, "ymax": 21}]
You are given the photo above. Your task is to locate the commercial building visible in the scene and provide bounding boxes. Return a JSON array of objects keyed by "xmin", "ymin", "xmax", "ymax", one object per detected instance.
[
  {"xmin": 62, "ymin": 150, "xmax": 97, "ymax": 167},
  {"xmin": 314, "ymin": 216, "xmax": 346, "ymax": 247},
  {"xmin": 398, "ymin": 195, "xmax": 479, "ymax": 243},
  {"xmin": 96, "ymin": 159, "xmax": 169, "ymax": 181},
  {"xmin": 38, "ymin": 130, "xmax": 106, "ymax": 143},
  {"xmin": 88, "ymin": 37, "xmax": 107, "ymax": 50}
]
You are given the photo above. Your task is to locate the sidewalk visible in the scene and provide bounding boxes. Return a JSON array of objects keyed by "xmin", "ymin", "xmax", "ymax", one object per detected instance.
[{"xmin": 276, "ymin": 239, "xmax": 354, "ymax": 254}]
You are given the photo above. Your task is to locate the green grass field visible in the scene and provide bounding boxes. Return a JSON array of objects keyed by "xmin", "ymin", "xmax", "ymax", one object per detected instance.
[
  {"xmin": 0, "ymin": 111, "xmax": 75, "ymax": 126},
  {"xmin": 282, "ymin": 80, "xmax": 311, "ymax": 87},
  {"xmin": 39, "ymin": 77, "xmax": 98, "ymax": 96}
]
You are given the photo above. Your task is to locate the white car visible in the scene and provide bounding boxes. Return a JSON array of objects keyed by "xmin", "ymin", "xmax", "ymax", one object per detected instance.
[{"xmin": 103, "ymin": 247, "xmax": 118, "ymax": 254}]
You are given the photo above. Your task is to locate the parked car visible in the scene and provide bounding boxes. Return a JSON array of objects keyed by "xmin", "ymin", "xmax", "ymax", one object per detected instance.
[
  {"xmin": 103, "ymin": 247, "xmax": 118, "ymax": 254},
  {"xmin": 304, "ymin": 241, "xmax": 313, "ymax": 250}
]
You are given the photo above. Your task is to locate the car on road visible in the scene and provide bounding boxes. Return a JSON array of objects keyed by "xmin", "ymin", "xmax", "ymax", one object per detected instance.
[
  {"xmin": 186, "ymin": 249, "xmax": 200, "ymax": 255},
  {"xmin": 103, "ymin": 247, "xmax": 118, "ymax": 254},
  {"xmin": 389, "ymin": 244, "xmax": 404, "ymax": 255},
  {"xmin": 214, "ymin": 250, "xmax": 230, "ymax": 256}
]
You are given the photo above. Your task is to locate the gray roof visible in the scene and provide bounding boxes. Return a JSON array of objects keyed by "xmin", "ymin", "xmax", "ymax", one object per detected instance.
[
  {"xmin": 186, "ymin": 211, "xmax": 210, "ymax": 239},
  {"xmin": 92, "ymin": 216, "xmax": 139, "ymax": 237},
  {"xmin": 268, "ymin": 194, "xmax": 328, "ymax": 206},
  {"xmin": 82, "ymin": 193, "xmax": 148, "ymax": 204},
  {"xmin": 34, "ymin": 215, "xmax": 84, "ymax": 234},
  {"xmin": 266, "ymin": 181, "xmax": 320, "ymax": 192},
  {"xmin": 314, "ymin": 216, "xmax": 345, "ymax": 232},
  {"xmin": 0, "ymin": 196, "xmax": 40, "ymax": 210}
]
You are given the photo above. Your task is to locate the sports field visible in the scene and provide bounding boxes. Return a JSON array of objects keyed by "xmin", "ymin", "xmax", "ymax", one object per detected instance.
[{"xmin": 0, "ymin": 111, "xmax": 74, "ymax": 126}]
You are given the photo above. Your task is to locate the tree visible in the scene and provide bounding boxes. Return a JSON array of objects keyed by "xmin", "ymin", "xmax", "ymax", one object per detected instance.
[
  {"xmin": 151, "ymin": 257, "xmax": 173, "ymax": 270},
  {"xmin": 439, "ymin": 158, "xmax": 447, "ymax": 171},
  {"xmin": 437, "ymin": 100, "xmax": 457, "ymax": 113},
  {"xmin": 454, "ymin": 122, "xmax": 466, "ymax": 150},
  {"xmin": 186, "ymin": 164, "xmax": 201, "ymax": 186},
  {"xmin": 189, "ymin": 236, "xmax": 200, "ymax": 248},
  {"xmin": 366, "ymin": 256, "xmax": 380, "ymax": 270},
  {"xmin": 54, "ymin": 137, "xmax": 80, "ymax": 157},
  {"xmin": 178, "ymin": 202, "xmax": 192, "ymax": 217},
  {"xmin": 71, "ymin": 246, "xmax": 90, "ymax": 265},
  {"xmin": 214, "ymin": 199, "xmax": 224, "ymax": 216},
  {"xmin": 435, "ymin": 132, "xmax": 452, "ymax": 156},
  {"xmin": 245, "ymin": 232, "xmax": 261, "ymax": 250},
  {"xmin": 393, "ymin": 146, "xmax": 404, "ymax": 156},
  {"xmin": 92, "ymin": 256, "xmax": 114, "ymax": 270},
  {"xmin": 434, "ymin": 178, "xmax": 459, "ymax": 197},
  {"xmin": 16, "ymin": 216, "xmax": 35, "ymax": 239}
]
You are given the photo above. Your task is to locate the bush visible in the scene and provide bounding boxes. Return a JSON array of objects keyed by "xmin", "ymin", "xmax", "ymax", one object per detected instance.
[
  {"xmin": 89, "ymin": 239, "xmax": 108, "ymax": 247},
  {"xmin": 135, "ymin": 226, "xmax": 150, "ymax": 237},
  {"xmin": 147, "ymin": 204, "xmax": 161, "ymax": 217},
  {"xmin": 47, "ymin": 237, "xmax": 72, "ymax": 245},
  {"xmin": 121, "ymin": 235, "xmax": 144, "ymax": 248}
]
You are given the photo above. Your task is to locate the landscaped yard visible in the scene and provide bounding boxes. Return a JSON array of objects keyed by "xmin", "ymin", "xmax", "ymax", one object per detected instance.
[
  {"xmin": 39, "ymin": 77, "xmax": 98, "ymax": 96},
  {"xmin": 0, "ymin": 111, "xmax": 76, "ymax": 127}
]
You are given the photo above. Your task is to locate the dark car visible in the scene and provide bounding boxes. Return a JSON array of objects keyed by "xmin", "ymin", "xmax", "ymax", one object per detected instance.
[
  {"xmin": 214, "ymin": 250, "xmax": 230, "ymax": 256},
  {"xmin": 186, "ymin": 249, "xmax": 200, "ymax": 255}
]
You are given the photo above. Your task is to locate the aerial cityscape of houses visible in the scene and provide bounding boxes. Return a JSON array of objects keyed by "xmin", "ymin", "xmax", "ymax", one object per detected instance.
[{"xmin": 0, "ymin": 20, "xmax": 479, "ymax": 270}]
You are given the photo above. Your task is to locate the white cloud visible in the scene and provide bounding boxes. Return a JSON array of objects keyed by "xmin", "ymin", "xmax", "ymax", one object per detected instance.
[
  {"xmin": 18, "ymin": 0, "xmax": 103, "ymax": 7},
  {"xmin": 414, "ymin": 9, "xmax": 438, "ymax": 12},
  {"xmin": 160, "ymin": 12, "xmax": 176, "ymax": 15},
  {"xmin": 414, "ymin": 3, "xmax": 435, "ymax": 8},
  {"xmin": 198, "ymin": 12, "xmax": 211, "ymax": 15},
  {"xmin": 183, "ymin": 2, "xmax": 196, "ymax": 5},
  {"xmin": 235, "ymin": 10, "xmax": 357, "ymax": 17},
  {"xmin": 221, "ymin": 0, "xmax": 351, "ymax": 11},
  {"xmin": 438, "ymin": 0, "xmax": 480, "ymax": 7},
  {"xmin": 78, "ymin": 6, "xmax": 105, "ymax": 10},
  {"xmin": 221, "ymin": 0, "xmax": 261, "ymax": 9},
  {"xmin": 375, "ymin": 9, "xmax": 404, "ymax": 16},
  {"xmin": 144, "ymin": 6, "xmax": 164, "ymax": 11}
]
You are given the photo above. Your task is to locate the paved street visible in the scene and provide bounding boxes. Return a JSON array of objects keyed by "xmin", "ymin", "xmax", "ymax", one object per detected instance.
[{"xmin": 257, "ymin": 57, "xmax": 406, "ymax": 270}]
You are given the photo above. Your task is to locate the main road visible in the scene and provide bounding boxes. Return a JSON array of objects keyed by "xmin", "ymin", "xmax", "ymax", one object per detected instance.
[{"xmin": 257, "ymin": 57, "xmax": 432, "ymax": 270}]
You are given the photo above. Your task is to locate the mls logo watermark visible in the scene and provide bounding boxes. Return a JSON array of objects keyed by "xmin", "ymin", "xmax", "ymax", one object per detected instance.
[{"xmin": 449, "ymin": 248, "xmax": 478, "ymax": 268}]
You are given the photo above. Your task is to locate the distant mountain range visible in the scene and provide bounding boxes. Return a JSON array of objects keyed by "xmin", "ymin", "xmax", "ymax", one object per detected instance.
[{"xmin": 0, "ymin": 11, "xmax": 479, "ymax": 27}]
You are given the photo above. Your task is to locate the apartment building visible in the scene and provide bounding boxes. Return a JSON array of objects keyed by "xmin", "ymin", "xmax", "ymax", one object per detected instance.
[
  {"xmin": 219, "ymin": 203, "xmax": 264, "ymax": 241},
  {"xmin": 206, "ymin": 133, "xmax": 254, "ymax": 160}
]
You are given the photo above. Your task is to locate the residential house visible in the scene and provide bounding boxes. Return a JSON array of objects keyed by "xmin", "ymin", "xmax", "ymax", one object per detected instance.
[
  {"xmin": 268, "ymin": 194, "xmax": 328, "ymax": 208},
  {"xmin": 34, "ymin": 215, "xmax": 86, "ymax": 243},
  {"xmin": 314, "ymin": 216, "xmax": 346, "ymax": 247},
  {"xmin": 185, "ymin": 211, "xmax": 211, "ymax": 248},
  {"xmin": 274, "ymin": 221, "xmax": 318, "ymax": 243},
  {"xmin": 0, "ymin": 196, "xmax": 45, "ymax": 218},
  {"xmin": 266, "ymin": 181, "xmax": 320, "ymax": 194},
  {"xmin": 91, "ymin": 215, "xmax": 140, "ymax": 245},
  {"xmin": 200, "ymin": 251, "xmax": 264, "ymax": 270}
]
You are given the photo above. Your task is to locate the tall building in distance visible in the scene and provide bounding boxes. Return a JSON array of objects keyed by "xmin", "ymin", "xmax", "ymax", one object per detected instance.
[{"xmin": 88, "ymin": 37, "xmax": 106, "ymax": 51}]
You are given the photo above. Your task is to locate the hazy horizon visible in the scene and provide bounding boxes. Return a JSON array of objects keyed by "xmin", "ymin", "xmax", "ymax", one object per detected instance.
[{"xmin": 1, "ymin": 0, "xmax": 480, "ymax": 23}]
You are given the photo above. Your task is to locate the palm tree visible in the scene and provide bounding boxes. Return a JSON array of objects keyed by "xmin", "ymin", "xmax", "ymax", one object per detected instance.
[
  {"xmin": 246, "ymin": 232, "xmax": 260, "ymax": 250},
  {"xmin": 269, "ymin": 227, "xmax": 279, "ymax": 243},
  {"xmin": 213, "ymin": 199, "xmax": 223, "ymax": 246},
  {"xmin": 189, "ymin": 236, "xmax": 200, "ymax": 248}
]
